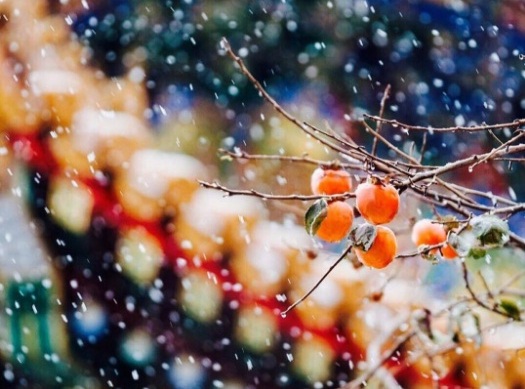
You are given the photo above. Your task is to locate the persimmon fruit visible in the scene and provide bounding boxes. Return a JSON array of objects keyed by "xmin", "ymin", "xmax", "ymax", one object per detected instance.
[
  {"xmin": 355, "ymin": 181, "xmax": 400, "ymax": 225},
  {"xmin": 310, "ymin": 167, "xmax": 352, "ymax": 195},
  {"xmin": 354, "ymin": 225, "xmax": 397, "ymax": 269},
  {"xmin": 315, "ymin": 201, "xmax": 354, "ymax": 243},
  {"xmin": 411, "ymin": 219, "xmax": 457, "ymax": 259}
]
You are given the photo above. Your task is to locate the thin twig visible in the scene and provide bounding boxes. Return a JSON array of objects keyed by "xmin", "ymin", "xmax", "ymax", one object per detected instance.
[
  {"xmin": 362, "ymin": 121, "xmax": 495, "ymax": 211},
  {"xmin": 508, "ymin": 231, "xmax": 525, "ymax": 249},
  {"xmin": 363, "ymin": 121, "xmax": 416, "ymax": 164},
  {"xmin": 419, "ymin": 132, "xmax": 427, "ymax": 163},
  {"xmin": 280, "ymin": 244, "xmax": 353, "ymax": 317},
  {"xmin": 461, "ymin": 261, "xmax": 521, "ymax": 321},
  {"xmin": 403, "ymin": 319, "xmax": 514, "ymax": 370},
  {"xmin": 395, "ymin": 242, "xmax": 445, "ymax": 259},
  {"xmin": 448, "ymin": 183, "xmax": 517, "ymax": 207},
  {"xmin": 487, "ymin": 129, "xmax": 504, "ymax": 145},
  {"xmin": 364, "ymin": 115, "xmax": 525, "ymax": 133},
  {"xmin": 371, "ymin": 84, "xmax": 391, "ymax": 156},
  {"xmin": 493, "ymin": 157, "xmax": 525, "ymax": 163},
  {"xmin": 497, "ymin": 269, "xmax": 525, "ymax": 291},
  {"xmin": 490, "ymin": 202, "xmax": 525, "ymax": 215},
  {"xmin": 303, "ymin": 121, "xmax": 410, "ymax": 176},
  {"xmin": 479, "ymin": 271, "xmax": 494, "ymax": 300},
  {"xmin": 469, "ymin": 131, "xmax": 525, "ymax": 169},
  {"xmin": 221, "ymin": 39, "xmax": 412, "ymax": 179},
  {"xmin": 221, "ymin": 39, "xmax": 366, "ymax": 170},
  {"xmin": 219, "ymin": 148, "xmax": 363, "ymax": 169},
  {"xmin": 198, "ymin": 180, "xmax": 355, "ymax": 201},
  {"xmin": 399, "ymin": 143, "xmax": 525, "ymax": 187},
  {"xmin": 343, "ymin": 330, "xmax": 417, "ymax": 389}
]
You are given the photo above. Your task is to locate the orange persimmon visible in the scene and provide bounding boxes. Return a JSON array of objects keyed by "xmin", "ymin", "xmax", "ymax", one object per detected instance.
[
  {"xmin": 310, "ymin": 167, "xmax": 352, "ymax": 195},
  {"xmin": 411, "ymin": 219, "xmax": 457, "ymax": 259},
  {"xmin": 355, "ymin": 225, "xmax": 397, "ymax": 269},
  {"xmin": 355, "ymin": 181, "xmax": 400, "ymax": 225},
  {"xmin": 315, "ymin": 201, "xmax": 354, "ymax": 243}
]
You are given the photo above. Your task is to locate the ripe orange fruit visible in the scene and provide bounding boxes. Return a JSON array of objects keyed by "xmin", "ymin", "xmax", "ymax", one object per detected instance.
[
  {"xmin": 310, "ymin": 167, "xmax": 352, "ymax": 195},
  {"xmin": 441, "ymin": 244, "xmax": 458, "ymax": 259},
  {"xmin": 355, "ymin": 181, "xmax": 400, "ymax": 225},
  {"xmin": 411, "ymin": 219, "xmax": 457, "ymax": 259},
  {"xmin": 355, "ymin": 226, "xmax": 397, "ymax": 269},
  {"xmin": 315, "ymin": 201, "xmax": 354, "ymax": 243}
]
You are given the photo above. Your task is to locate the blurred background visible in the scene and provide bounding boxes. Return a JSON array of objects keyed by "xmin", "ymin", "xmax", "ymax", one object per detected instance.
[
  {"xmin": 76, "ymin": 0, "xmax": 525, "ymax": 210},
  {"xmin": 0, "ymin": 0, "xmax": 525, "ymax": 388}
]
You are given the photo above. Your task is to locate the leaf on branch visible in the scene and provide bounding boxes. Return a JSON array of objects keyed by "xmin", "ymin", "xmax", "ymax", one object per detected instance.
[
  {"xmin": 467, "ymin": 247, "xmax": 488, "ymax": 260},
  {"xmin": 349, "ymin": 223, "xmax": 377, "ymax": 251},
  {"xmin": 305, "ymin": 199, "xmax": 328, "ymax": 236},
  {"xmin": 470, "ymin": 215, "xmax": 509, "ymax": 247},
  {"xmin": 499, "ymin": 299, "xmax": 521, "ymax": 321}
]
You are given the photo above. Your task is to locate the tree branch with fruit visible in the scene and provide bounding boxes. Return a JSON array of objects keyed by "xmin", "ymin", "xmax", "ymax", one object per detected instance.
[{"xmin": 198, "ymin": 38, "xmax": 525, "ymax": 387}]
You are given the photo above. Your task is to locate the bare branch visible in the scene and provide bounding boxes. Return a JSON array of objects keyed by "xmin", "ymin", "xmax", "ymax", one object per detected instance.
[
  {"xmin": 497, "ymin": 270, "xmax": 525, "ymax": 291},
  {"xmin": 302, "ymin": 121, "xmax": 410, "ymax": 176},
  {"xmin": 280, "ymin": 244, "xmax": 353, "ymax": 317},
  {"xmin": 399, "ymin": 143, "xmax": 525, "ymax": 187},
  {"xmin": 219, "ymin": 148, "xmax": 361, "ymax": 169},
  {"xmin": 419, "ymin": 132, "xmax": 427, "ymax": 163},
  {"xmin": 364, "ymin": 115, "xmax": 525, "ymax": 133},
  {"xmin": 198, "ymin": 180, "xmax": 355, "ymax": 201},
  {"xmin": 493, "ymin": 157, "xmax": 525, "ymax": 163},
  {"xmin": 461, "ymin": 261, "xmax": 522, "ymax": 321},
  {"xmin": 395, "ymin": 242, "xmax": 445, "ymax": 259},
  {"xmin": 371, "ymin": 84, "xmax": 391, "ymax": 156},
  {"xmin": 487, "ymin": 129, "xmax": 504, "ymax": 145},
  {"xmin": 342, "ymin": 330, "xmax": 417, "ymax": 389},
  {"xmin": 469, "ymin": 131, "xmax": 525, "ymax": 169}
]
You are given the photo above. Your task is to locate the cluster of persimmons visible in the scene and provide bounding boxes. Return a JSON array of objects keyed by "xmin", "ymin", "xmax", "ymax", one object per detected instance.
[{"xmin": 308, "ymin": 167, "xmax": 457, "ymax": 268}]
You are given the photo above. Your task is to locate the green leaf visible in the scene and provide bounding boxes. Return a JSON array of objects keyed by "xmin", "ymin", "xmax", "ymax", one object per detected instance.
[
  {"xmin": 304, "ymin": 199, "xmax": 328, "ymax": 236},
  {"xmin": 470, "ymin": 215, "xmax": 509, "ymax": 246},
  {"xmin": 499, "ymin": 299, "xmax": 521, "ymax": 321},
  {"xmin": 349, "ymin": 223, "xmax": 377, "ymax": 251},
  {"xmin": 467, "ymin": 247, "xmax": 487, "ymax": 260}
]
